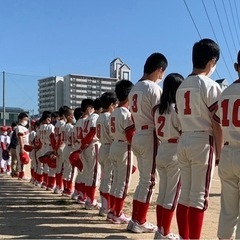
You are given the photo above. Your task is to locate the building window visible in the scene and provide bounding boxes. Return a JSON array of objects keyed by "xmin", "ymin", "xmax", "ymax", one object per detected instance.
[{"xmin": 123, "ymin": 71, "xmax": 129, "ymax": 80}]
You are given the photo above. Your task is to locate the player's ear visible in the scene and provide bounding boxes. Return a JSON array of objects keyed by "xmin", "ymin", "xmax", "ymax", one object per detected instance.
[{"xmin": 234, "ymin": 62, "xmax": 239, "ymax": 72}]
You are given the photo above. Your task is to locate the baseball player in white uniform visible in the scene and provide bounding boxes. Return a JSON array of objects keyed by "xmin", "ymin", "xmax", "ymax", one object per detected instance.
[
  {"xmin": 108, "ymin": 80, "xmax": 135, "ymax": 224},
  {"xmin": 128, "ymin": 53, "xmax": 167, "ymax": 233},
  {"xmin": 153, "ymin": 73, "xmax": 183, "ymax": 239},
  {"xmin": 0, "ymin": 126, "xmax": 11, "ymax": 173},
  {"xmin": 214, "ymin": 50, "xmax": 240, "ymax": 239},
  {"xmin": 28, "ymin": 120, "xmax": 37, "ymax": 183},
  {"xmin": 74, "ymin": 99, "xmax": 94, "ymax": 204},
  {"xmin": 54, "ymin": 106, "xmax": 68, "ymax": 194},
  {"xmin": 15, "ymin": 112, "xmax": 30, "ymax": 180},
  {"xmin": 38, "ymin": 111, "xmax": 56, "ymax": 190},
  {"xmin": 62, "ymin": 108, "xmax": 75, "ymax": 197},
  {"xmin": 96, "ymin": 91, "xmax": 117, "ymax": 216},
  {"xmin": 175, "ymin": 39, "xmax": 223, "ymax": 239},
  {"xmin": 81, "ymin": 98, "xmax": 102, "ymax": 210}
]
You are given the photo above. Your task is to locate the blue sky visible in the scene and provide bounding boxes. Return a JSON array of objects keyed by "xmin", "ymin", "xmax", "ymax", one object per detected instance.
[{"xmin": 0, "ymin": 0, "xmax": 240, "ymax": 114}]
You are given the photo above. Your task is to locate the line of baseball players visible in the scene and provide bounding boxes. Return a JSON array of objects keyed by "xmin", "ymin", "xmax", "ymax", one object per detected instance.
[{"xmin": 1, "ymin": 39, "xmax": 240, "ymax": 239}]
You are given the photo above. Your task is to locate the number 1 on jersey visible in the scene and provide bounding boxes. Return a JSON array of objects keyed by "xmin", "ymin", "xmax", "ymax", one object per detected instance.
[{"xmin": 184, "ymin": 90, "xmax": 192, "ymax": 115}]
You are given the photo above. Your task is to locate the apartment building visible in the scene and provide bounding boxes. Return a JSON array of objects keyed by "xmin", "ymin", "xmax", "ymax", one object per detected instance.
[
  {"xmin": 38, "ymin": 58, "xmax": 131, "ymax": 113},
  {"xmin": 38, "ymin": 76, "xmax": 63, "ymax": 114}
]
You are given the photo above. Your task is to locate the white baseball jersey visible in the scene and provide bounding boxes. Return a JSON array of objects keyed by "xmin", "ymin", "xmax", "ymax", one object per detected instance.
[
  {"xmin": 0, "ymin": 135, "xmax": 10, "ymax": 148},
  {"xmin": 176, "ymin": 75, "xmax": 222, "ymax": 132},
  {"xmin": 63, "ymin": 123, "xmax": 74, "ymax": 145},
  {"xmin": 129, "ymin": 80, "xmax": 162, "ymax": 131},
  {"xmin": 214, "ymin": 79, "xmax": 240, "ymax": 143},
  {"xmin": 82, "ymin": 113, "xmax": 99, "ymax": 142},
  {"xmin": 72, "ymin": 117, "xmax": 87, "ymax": 148},
  {"xmin": 39, "ymin": 124, "xmax": 55, "ymax": 145},
  {"xmin": 16, "ymin": 125, "xmax": 29, "ymax": 146},
  {"xmin": 54, "ymin": 119, "xmax": 66, "ymax": 145},
  {"xmin": 154, "ymin": 103, "xmax": 181, "ymax": 141},
  {"xmin": 96, "ymin": 112, "xmax": 113, "ymax": 144},
  {"xmin": 29, "ymin": 130, "xmax": 36, "ymax": 146},
  {"xmin": 109, "ymin": 107, "xmax": 134, "ymax": 141}
]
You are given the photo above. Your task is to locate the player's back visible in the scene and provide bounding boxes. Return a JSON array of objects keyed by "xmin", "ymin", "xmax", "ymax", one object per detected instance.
[
  {"xmin": 96, "ymin": 112, "xmax": 112, "ymax": 144},
  {"xmin": 154, "ymin": 103, "xmax": 181, "ymax": 141},
  {"xmin": 176, "ymin": 75, "xmax": 222, "ymax": 133},
  {"xmin": 82, "ymin": 113, "xmax": 99, "ymax": 142},
  {"xmin": 129, "ymin": 80, "xmax": 162, "ymax": 131},
  {"xmin": 216, "ymin": 80, "xmax": 240, "ymax": 143},
  {"xmin": 109, "ymin": 107, "xmax": 133, "ymax": 141}
]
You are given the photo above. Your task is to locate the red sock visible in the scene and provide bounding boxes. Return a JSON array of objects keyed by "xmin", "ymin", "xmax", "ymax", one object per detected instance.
[
  {"xmin": 135, "ymin": 201, "xmax": 149, "ymax": 225},
  {"xmin": 7, "ymin": 165, "xmax": 11, "ymax": 172},
  {"xmin": 176, "ymin": 204, "xmax": 189, "ymax": 239},
  {"xmin": 74, "ymin": 182, "xmax": 80, "ymax": 194},
  {"xmin": 47, "ymin": 176, "xmax": 55, "ymax": 189},
  {"xmin": 79, "ymin": 182, "xmax": 86, "ymax": 200},
  {"xmin": 86, "ymin": 186, "xmax": 96, "ymax": 203},
  {"xmin": 189, "ymin": 207, "xmax": 204, "ymax": 239},
  {"xmin": 63, "ymin": 179, "xmax": 68, "ymax": 191},
  {"xmin": 19, "ymin": 171, "xmax": 24, "ymax": 178},
  {"xmin": 156, "ymin": 205, "xmax": 163, "ymax": 230},
  {"xmin": 37, "ymin": 173, "xmax": 43, "ymax": 183},
  {"xmin": 132, "ymin": 199, "xmax": 138, "ymax": 221},
  {"xmin": 100, "ymin": 192, "xmax": 110, "ymax": 210},
  {"xmin": 43, "ymin": 173, "xmax": 48, "ymax": 185},
  {"xmin": 110, "ymin": 194, "xmax": 115, "ymax": 212},
  {"xmin": 67, "ymin": 181, "xmax": 73, "ymax": 193},
  {"xmin": 161, "ymin": 207, "xmax": 175, "ymax": 235},
  {"xmin": 114, "ymin": 197, "xmax": 125, "ymax": 217}
]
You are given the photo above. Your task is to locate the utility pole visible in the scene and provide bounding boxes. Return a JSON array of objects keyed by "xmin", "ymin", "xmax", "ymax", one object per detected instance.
[{"xmin": 3, "ymin": 71, "xmax": 6, "ymax": 126}]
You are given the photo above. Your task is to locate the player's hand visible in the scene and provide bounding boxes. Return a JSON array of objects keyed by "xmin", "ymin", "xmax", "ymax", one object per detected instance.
[{"xmin": 215, "ymin": 158, "xmax": 220, "ymax": 167}]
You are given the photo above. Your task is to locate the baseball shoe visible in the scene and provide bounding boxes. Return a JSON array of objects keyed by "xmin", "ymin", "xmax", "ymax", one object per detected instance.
[
  {"xmin": 127, "ymin": 219, "xmax": 135, "ymax": 231},
  {"xmin": 106, "ymin": 211, "xmax": 114, "ymax": 222},
  {"xmin": 111, "ymin": 213, "xmax": 131, "ymax": 224},
  {"xmin": 71, "ymin": 191, "xmax": 79, "ymax": 200},
  {"xmin": 85, "ymin": 200, "xmax": 101, "ymax": 210},
  {"xmin": 53, "ymin": 187, "xmax": 62, "ymax": 194},
  {"xmin": 46, "ymin": 187, "xmax": 54, "ymax": 191},
  {"xmin": 18, "ymin": 176, "xmax": 30, "ymax": 181},
  {"xmin": 98, "ymin": 207, "xmax": 108, "ymax": 217},
  {"xmin": 35, "ymin": 181, "xmax": 42, "ymax": 188},
  {"xmin": 41, "ymin": 182, "xmax": 47, "ymax": 189},
  {"xmin": 131, "ymin": 221, "xmax": 157, "ymax": 233},
  {"xmin": 77, "ymin": 197, "xmax": 86, "ymax": 205},
  {"xmin": 154, "ymin": 231, "xmax": 180, "ymax": 239},
  {"xmin": 62, "ymin": 190, "xmax": 71, "ymax": 197}
]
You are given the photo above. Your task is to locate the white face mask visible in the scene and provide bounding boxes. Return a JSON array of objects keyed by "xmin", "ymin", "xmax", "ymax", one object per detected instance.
[
  {"xmin": 207, "ymin": 65, "xmax": 216, "ymax": 77},
  {"xmin": 156, "ymin": 79, "xmax": 162, "ymax": 84},
  {"xmin": 3, "ymin": 131, "xmax": 7, "ymax": 136},
  {"xmin": 22, "ymin": 120, "xmax": 28, "ymax": 127}
]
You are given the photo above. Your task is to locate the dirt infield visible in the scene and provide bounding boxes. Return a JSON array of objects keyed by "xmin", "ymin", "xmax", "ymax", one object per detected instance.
[{"xmin": 0, "ymin": 165, "xmax": 221, "ymax": 239}]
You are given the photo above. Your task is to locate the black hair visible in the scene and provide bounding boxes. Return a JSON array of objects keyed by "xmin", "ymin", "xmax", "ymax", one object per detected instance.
[
  {"xmin": 18, "ymin": 112, "xmax": 28, "ymax": 121},
  {"xmin": 63, "ymin": 108, "xmax": 73, "ymax": 118},
  {"xmin": 115, "ymin": 80, "xmax": 134, "ymax": 102},
  {"xmin": 81, "ymin": 99, "xmax": 94, "ymax": 112},
  {"xmin": 51, "ymin": 111, "xmax": 59, "ymax": 118},
  {"xmin": 58, "ymin": 106, "xmax": 70, "ymax": 117},
  {"xmin": 35, "ymin": 120, "xmax": 41, "ymax": 127},
  {"xmin": 100, "ymin": 91, "xmax": 118, "ymax": 109},
  {"xmin": 74, "ymin": 107, "xmax": 82, "ymax": 121},
  {"xmin": 11, "ymin": 121, "xmax": 18, "ymax": 128},
  {"xmin": 159, "ymin": 73, "xmax": 184, "ymax": 115},
  {"xmin": 41, "ymin": 111, "xmax": 52, "ymax": 121},
  {"xmin": 144, "ymin": 52, "xmax": 168, "ymax": 74},
  {"xmin": 238, "ymin": 50, "xmax": 240, "ymax": 65},
  {"xmin": 93, "ymin": 98, "xmax": 102, "ymax": 111},
  {"xmin": 192, "ymin": 38, "xmax": 220, "ymax": 69}
]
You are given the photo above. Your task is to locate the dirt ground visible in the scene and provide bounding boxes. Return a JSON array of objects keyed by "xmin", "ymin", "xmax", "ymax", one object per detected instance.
[{"xmin": 0, "ymin": 163, "xmax": 221, "ymax": 239}]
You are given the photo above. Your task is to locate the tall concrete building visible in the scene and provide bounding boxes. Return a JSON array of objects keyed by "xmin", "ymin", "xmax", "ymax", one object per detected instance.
[
  {"xmin": 38, "ymin": 58, "xmax": 130, "ymax": 113},
  {"xmin": 38, "ymin": 76, "xmax": 63, "ymax": 114}
]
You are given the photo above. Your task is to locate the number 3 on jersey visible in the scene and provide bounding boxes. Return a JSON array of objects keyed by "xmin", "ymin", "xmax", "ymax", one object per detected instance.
[{"xmin": 130, "ymin": 92, "xmax": 143, "ymax": 114}]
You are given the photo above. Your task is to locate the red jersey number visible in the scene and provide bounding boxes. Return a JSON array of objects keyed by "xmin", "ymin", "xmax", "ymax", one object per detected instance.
[
  {"xmin": 157, "ymin": 116, "xmax": 165, "ymax": 137},
  {"xmin": 131, "ymin": 94, "xmax": 138, "ymax": 113},
  {"xmin": 184, "ymin": 90, "xmax": 192, "ymax": 115},
  {"xmin": 221, "ymin": 99, "xmax": 240, "ymax": 127},
  {"xmin": 110, "ymin": 117, "xmax": 116, "ymax": 133}
]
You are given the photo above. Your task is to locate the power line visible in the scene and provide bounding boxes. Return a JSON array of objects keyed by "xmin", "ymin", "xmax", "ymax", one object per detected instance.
[
  {"xmin": 222, "ymin": 0, "xmax": 238, "ymax": 53},
  {"xmin": 233, "ymin": 0, "xmax": 240, "ymax": 35},
  {"xmin": 2, "ymin": 71, "xmax": 47, "ymax": 78},
  {"xmin": 182, "ymin": 0, "xmax": 202, "ymax": 39},
  {"xmin": 213, "ymin": 0, "xmax": 235, "ymax": 63},
  {"xmin": 201, "ymin": 0, "xmax": 232, "ymax": 80},
  {"xmin": 230, "ymin": 0, "xmax": 240, "ymax": 48}
]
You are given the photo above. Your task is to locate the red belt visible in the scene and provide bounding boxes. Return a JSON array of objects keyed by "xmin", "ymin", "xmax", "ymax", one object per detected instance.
[
  {"xmin": 168, "ymin": 138, "xmax": 178, "ymax": 143},
  {"xmin": 118, "ymin": 140, "xmax": 126, "ymax": 142},
  {"xmin": 141, "ymin": 125, "xmax": 149, "ymax": 130}
]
